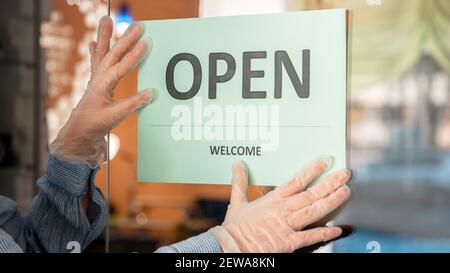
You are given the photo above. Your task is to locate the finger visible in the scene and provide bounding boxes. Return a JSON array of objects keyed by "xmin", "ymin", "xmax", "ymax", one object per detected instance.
[
  {"xmin": 229, "ymin": 161, "xmax": 249, "ymax": 208},
  {"xmin": 284, "ymin": 169, "xmax": 351, "ymax": 211},
  {"xmin": 276, "ymin": 156, "xmax": 333, "ymax": 198},
  {"xmin": 89, "ymin": 41, "xmax": 97, "ymax": 57},
  {"xmin": 107, "ymin": 89, "xmax": 153, "ymax": 128},
  {"xmin": 110, "ymin": 38, "xmax": 150, "ymax": 83},
  {"xmin": 288, "ymin": 186, "xmax": 351, "ymax": 230},
  {"xmin": 94, "ymin": 40, "xmax": 149, "ymax": 95},
  {"xmin": 93, "ymin": 16, "xmax": 113, "ymax": 73},
  {"xmin": 291, "ymin": 226, "xmax": 342, "ymax": 250},
  {"xmin": 89, "ymin": 41, "xmax": 97, "ymax": 75},
  {"xmin": 102, "ymin": 22, "xmax": 144, "ymax": 69},
  {"xmin": 295, "ymin": 225, "xmax": 355, "ymax": 253}
]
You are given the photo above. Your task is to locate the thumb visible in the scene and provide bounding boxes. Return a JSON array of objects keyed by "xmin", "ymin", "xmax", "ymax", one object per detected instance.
[
  {"xmin": 89, "ymin": 41, "xmax": 97, "ymax": 74},
  {"xmin": 109, "ymin": 89, "xmax": 153, "ymax": 127},
  {"xmin": 230, "ymin": 161, "xmax": 249, "ymax": 208}
]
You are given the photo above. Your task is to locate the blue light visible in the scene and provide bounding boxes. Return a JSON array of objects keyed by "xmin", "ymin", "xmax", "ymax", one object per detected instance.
[{"xmin": 115, "ymin": 4, "xmax": 133, "ymax": 35}]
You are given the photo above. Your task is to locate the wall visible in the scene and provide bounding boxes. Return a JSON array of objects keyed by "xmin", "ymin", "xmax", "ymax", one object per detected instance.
[{"xmin": 0, "ymin": 0, "xmax": 50, "ymax": 212}]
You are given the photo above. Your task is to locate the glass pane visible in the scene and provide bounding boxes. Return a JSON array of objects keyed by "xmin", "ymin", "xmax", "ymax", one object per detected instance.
[
  {"xmin": 2, "ymin": 0, "xmax": 449, "ymax": 254},
  {"xmin": 286, "ymin": 0, "xmax": 450, "ymax": 253}
]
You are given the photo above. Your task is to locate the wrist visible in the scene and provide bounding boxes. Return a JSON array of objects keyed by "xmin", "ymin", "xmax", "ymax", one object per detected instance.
[
  {"xmin": 50, "ymin": 135, "xmax": 106, "ymax": 169},
  {"xmin": 208, "ymin": 226, "xmax": 241, "ymax": 253},
  {"xmin": 46, "ymin": 154, "xmax": 97, "ymax": 196}
]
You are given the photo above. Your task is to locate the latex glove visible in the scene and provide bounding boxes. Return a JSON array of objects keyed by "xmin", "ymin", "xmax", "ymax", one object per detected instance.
[
  {"xmin": 209, "ymin": 157, "xmax": 352, "ymax": 253},
  {"xmin": 50, "ymin": 16, "xmax": 153, "ymax": 168}
]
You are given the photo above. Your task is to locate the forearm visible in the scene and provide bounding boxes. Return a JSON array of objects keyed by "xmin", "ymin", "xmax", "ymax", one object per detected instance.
[{"xmin": 23, "ymin": 154, "xmax": 107, "ymax": 253}]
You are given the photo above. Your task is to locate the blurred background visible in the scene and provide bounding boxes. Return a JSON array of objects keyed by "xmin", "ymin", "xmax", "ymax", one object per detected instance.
[{"xmin": 0, "ymin": 0, "xmax": 449, "ymax": 253}]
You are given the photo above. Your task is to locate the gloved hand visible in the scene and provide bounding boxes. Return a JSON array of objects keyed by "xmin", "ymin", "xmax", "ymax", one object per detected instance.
[
  {"xmin": 50, "ymin": 16, "xmax": 153, "ymax": 168},
  {"xmin": 209, "ymin": 157, "xmax": 352, "ymax": 253}
]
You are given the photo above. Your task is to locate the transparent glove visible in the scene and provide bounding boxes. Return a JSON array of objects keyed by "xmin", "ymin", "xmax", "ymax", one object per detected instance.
[
  {"xmin": 50, "ymin": 16, "xmax": 153, "ymax": 168},
  {"xmin": 209, "ymin": 157, "xmax": 352, "ymax": 253}
]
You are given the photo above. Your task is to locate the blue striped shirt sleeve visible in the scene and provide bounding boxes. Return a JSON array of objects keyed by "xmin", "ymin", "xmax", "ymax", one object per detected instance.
[
  {"xmin": 155, "ymin": 232, "xmax": 221, "ymax": 253},
  {"xmin": 1, "ymin": 154, "xmax": 221, "ymax": 253},
  {"xmin": 0, "ymin": 229, "xmax": 23, "ymax": 253},
  {"xmin": 23, "ymin": 154, "xmax": 107, "ymax": 253}
]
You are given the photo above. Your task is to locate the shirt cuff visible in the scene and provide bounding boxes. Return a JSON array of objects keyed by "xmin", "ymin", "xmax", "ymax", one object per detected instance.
[
  {"xmin": 45, "ymin": 154, "xmax": 97, "ymax": 196},
  {"xmin": 156, "ymin": 232, "xmax": 221, "ymax": 253}
]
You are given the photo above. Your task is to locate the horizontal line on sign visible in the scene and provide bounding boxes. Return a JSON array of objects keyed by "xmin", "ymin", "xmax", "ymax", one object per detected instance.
[{"xmin": 146, "ymin": 125, "xmax": 331, "ymax": 128}]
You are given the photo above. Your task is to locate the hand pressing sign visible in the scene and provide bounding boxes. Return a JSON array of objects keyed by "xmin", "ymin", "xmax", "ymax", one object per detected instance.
[
  {"xmin": 50, "ymin": 17, "xmax": 153, "ymax": 168},
  {"xmin": 210, "ymin": 157, "xmax": 352, "ymax": 253}
]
